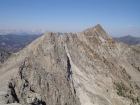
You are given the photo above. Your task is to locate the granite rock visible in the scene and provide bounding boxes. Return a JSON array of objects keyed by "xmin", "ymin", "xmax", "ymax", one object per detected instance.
[{"xmin": 1, "ymin": 24, "xmax": 140, "ymax": 105}]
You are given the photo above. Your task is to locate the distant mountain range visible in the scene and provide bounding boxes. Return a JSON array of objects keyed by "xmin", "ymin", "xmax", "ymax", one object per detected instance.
[
  {"xmin": 0, "ymin": 34, "xmax": 41, "ymax": 52},
  {"xmin": 113, "ymin": 35, "xmax": 140, "ymax": 45},
  {"xmin": 0, "ymin": 29, "xmax": 48, "ymax": 35},
  {"xmin": 0, "ymin": 33, "xmax": 139, "ymax": 53}
]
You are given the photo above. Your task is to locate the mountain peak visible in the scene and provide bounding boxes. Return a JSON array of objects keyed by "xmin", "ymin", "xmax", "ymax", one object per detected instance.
[
  {"xmin": 114, "ymin": 35, "xmax": 140, "ymax": 45},
  {"xmin": 1, "ymin": 24, "xmax": 140, "ymax": 105},
  {"xmin": 94, "ymin": 24, "xmax": 102, "ymax": 28},
  {"xmin": 125, "ymin": 35, "xmax": 133, "ymax": 38},
  {"xmin": 80, "ymin": 24, "xmax": 115, "ymax": 45},
  {"xmin": 83, "ymin": 24, "xmax": 103, "ymax": 32},
  {"xmin": 82, "ymin": 24, "xmax": 107, "ymax": 37}
]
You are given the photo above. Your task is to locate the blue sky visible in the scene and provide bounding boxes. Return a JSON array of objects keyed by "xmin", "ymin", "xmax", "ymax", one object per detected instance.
[{"xmin": 0, "ymin": 0, "xmax": 140, "ymax": 37}]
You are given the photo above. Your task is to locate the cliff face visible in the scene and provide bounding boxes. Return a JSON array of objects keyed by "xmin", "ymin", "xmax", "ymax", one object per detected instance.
[
  {"xmin": 0, "ymin": 49, "xmax": 11, "ymax": 64},
  {"xmin": 0, "ymin": 24, "xmax": 140, "ymax": 105},
  {"xmin": 5, "ymin": 34, "xmax": 80, "ymax": 105}
]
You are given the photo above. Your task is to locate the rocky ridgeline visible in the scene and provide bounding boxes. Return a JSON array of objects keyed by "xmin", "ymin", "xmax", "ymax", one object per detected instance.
[{"xmin": 1, "ymin": 24, "xmax": 140, "ymax": 105}]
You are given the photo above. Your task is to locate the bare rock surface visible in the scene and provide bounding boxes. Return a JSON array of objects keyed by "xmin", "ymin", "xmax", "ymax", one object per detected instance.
[
  {"xmin": 0, "ymin": 24, "xmax": 140, "ymax": 105},
  {"xmin": 0, "ymin": 49, "xmax": 11, "ymax": 64},
  {"xmin": 131, "ymin": 44, "xmax": 140, "ymax": 51}
]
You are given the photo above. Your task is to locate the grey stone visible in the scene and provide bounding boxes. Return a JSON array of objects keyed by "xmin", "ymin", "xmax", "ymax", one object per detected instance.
[
  {"xmin": 1, "ymin": 24, "xmax": 140, "ymax": 105},
  {"xmin": 0, "ymin": 49, "xmax": 11, "ymax": 64}
]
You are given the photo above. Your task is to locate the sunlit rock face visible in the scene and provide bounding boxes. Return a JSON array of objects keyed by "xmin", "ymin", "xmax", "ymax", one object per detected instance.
[{"xmin": 0, "ymin": 24, "xmax": 140, "ymax": 105}]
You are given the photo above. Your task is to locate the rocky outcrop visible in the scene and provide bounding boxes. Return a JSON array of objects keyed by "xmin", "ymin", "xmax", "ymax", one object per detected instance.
[
  {"xmin": 5, "ymin": 34, "xmax": 80, "ymax": 105},
  {"xmin": 1, "ymin": 24, "xmax": 140, "ymax": 105},
  {"xmin": 0, "ymin": 49, "xmax": 11, "ymax": 64},
  {"xmin": 131, "ymin": 44, "xmax": 140, "ymax": 51}
]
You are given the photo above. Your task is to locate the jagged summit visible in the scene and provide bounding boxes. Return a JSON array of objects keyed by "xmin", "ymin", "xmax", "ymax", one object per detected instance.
[
  {"xmin": 82, "ymin": 24, "xmax": 106, "ymax": 34},
  {"xmin": 83, "ymin": 24, "xmax": 101, "ymax": 30},
  {"xmin": 82, "ymin": 24, "xmax": 106, "ymax": 35},
  {"xmin": 85, "ymin": 24, "xmax": 103, "ymax": 30},
  {"xmin": 82, "ymin": 24, "xmax": 114, "ymax": 42},
  {"xmin": 0, "ymin": 24, "xmax": 140, "ymax": 105}
]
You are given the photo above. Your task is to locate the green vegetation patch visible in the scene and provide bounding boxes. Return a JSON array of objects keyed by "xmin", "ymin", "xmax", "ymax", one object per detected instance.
[{"xmin": 114, "ymin": 82, "xmax": 140, "ymax": 104}]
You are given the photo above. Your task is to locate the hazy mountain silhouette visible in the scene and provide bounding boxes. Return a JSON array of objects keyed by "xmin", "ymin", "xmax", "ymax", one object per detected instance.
[{"xmin": 114, "ymin": 35, "xmax": 140, "ymax": 45}]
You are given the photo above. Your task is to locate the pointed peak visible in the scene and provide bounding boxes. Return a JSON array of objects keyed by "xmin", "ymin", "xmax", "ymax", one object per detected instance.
[
  {"xmin": 82, "ymin": 24, "xmax": 108, "ymax": 37},
  {"xmin": 80, "ymin": 24, "xmax": 116, "ymax": 44},
  {"xmin": 125, "ymin": 35, "xmax": 133, "ymax": 38},
  {"xmin": 82, "ymin": 24, "xmax": 104, "ymax": 33},
  {"xmin": 94, "ymin": 24, "xmax": 102, "ymax": 29},
  {"xmin": 93, "ymin": 24, "xmax": 105, "ymax": 32}
]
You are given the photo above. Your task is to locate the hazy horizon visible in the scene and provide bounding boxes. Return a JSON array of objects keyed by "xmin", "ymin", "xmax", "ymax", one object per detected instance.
[{"xmin": 0, "ymin": 0, "xmax": 140, "ymax": 37}]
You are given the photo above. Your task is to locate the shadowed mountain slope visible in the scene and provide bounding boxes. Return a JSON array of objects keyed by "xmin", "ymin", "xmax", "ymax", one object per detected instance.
[
  {"xmin": 0, "ymin": 49, "xmax": 11, "ymax": 64},
  {"xmin": 0, "ymin": 24, "xmax": 140, "ymax": 105},
  {"xmin": 0, "ymin": 34, "xmax": 40, "ymax": 53}
]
